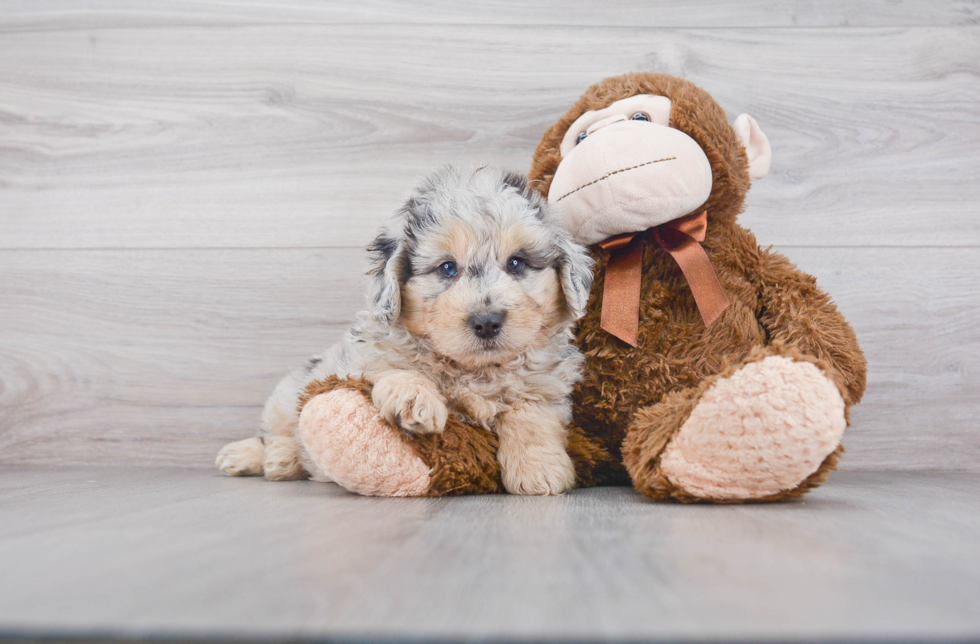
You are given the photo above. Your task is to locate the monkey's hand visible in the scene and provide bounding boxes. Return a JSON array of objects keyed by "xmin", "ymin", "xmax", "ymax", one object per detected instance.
[{"xmin": 371, "ymin": 370, "xmax": 449, "ymax": 434}]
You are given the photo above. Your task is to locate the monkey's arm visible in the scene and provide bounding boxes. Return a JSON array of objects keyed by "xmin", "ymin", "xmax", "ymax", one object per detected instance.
[{"xmin": 752, "ymin": 248, "xmax": 867, "ymax": 404}]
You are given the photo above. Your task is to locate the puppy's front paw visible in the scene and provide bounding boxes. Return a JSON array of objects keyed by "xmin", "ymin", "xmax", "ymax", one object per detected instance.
[
  {"xmin": 500, "ymin": 446, "xmax": 576, "ymax": 496},
  {"xmin": 372, "ymin": 372, "xmax": 448, "ymax": 434}
]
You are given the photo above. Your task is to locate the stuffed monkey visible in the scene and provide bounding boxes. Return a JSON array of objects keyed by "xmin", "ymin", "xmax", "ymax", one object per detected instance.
[{"xmin": 298, "ymin": 73, "xmax": 866, "ymax": 502}]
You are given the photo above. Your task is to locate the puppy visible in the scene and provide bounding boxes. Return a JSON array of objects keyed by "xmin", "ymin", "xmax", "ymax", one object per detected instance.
[{"xmin": 216, "ymin": 165, "xmax": 593, "ymax": 495}]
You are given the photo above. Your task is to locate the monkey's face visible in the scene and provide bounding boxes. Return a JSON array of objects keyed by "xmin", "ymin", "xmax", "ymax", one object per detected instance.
[{"xmin": 546, "ymin": 93, "xmax": 770, "ymax": 246}]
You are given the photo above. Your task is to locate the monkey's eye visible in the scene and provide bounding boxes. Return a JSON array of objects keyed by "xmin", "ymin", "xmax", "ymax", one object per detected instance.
[
  {"xmin": 576, "ymin": 131, "xmax": 588, "ymax": 144},
  {"xmin": 631, "ymin": 112, "xmax": 650, "ymax": 122},
  {"xmin": 438, "ymin": 261, "xmax": 458, "ymax": 278},
  {"xmin": 506, "ymin": 257, "xmax": 526, "ymax": 275}
]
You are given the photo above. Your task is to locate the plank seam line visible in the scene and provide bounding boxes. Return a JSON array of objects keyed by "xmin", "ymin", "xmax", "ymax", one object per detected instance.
[
  {"xmin": 1, "ymin": 245, "xmax": 979, "ymax": 252},
  {"xmin": 1, "ymin": 24, "xmax": 977, "ymax": 34}
]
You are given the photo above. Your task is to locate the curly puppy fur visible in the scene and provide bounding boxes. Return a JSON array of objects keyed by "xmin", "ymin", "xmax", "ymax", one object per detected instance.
[
  {"xmin": 528, "ymin": 72, "xmax": 867, "ymax": 499},
  {"xmin": 216, "ymin": 165, "xmax": 594, "ymax": 496}
]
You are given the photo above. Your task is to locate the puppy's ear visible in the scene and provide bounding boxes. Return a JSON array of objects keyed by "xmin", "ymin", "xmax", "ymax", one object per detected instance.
[
  {"xmin": 501, "ymin": 170, "xmax": 531, "ymax": 196},
  {"xmin": 531, "ymin": 188, "xmax": 594, "ymax": 321},
  {"xmin": 366, "ymin": 229, "xmax": 407, "ymax": 326},
  {"xmin": 554, "ymin": 228, "xmax": 594, "ymax": 321}
]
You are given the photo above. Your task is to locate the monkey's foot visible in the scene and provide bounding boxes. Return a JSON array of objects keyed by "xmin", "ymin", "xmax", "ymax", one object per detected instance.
[
  {"xmin": 661, "ymin": 355, "xmax": 846, "ymax": 500},
  {"xmin": 627, "ymin": 354, "xmax": 848, "ymax": 502}
]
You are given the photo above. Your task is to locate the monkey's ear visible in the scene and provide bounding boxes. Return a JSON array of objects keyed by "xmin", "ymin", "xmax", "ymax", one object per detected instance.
[
  {"xmin": 733, "ymin": 114, "xmax": 772, "ymax": 180},
  {"xmin": 366, "ymin": 230, "xmax": 405, "ymax": 326}
]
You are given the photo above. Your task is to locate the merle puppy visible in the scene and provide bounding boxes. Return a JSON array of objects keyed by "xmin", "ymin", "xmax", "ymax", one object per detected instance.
[{"xmin": 216, "ymin": 165, "xmax": 593, "ymax": 495}]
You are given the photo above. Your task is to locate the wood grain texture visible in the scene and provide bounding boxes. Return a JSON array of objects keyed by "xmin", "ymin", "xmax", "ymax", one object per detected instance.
[
  {"xmin": 1, "ymin": 0, "xmax": 977, "ymax": 30},
  {"xmin": 1, "ymin": 4, "xmax": 978, "ymax": 472},
  {"xmin": 1, "ymin": 246, "xmax": 977, "ymax": 470},
  {"xmin": 0, "ymin": 249, "xmax": 362, "ymax": 466},
  {"xmin": 1, "ymin": 467, "xmax": 979, "ymax": 640},
  {"xmin": 0, "ymin": 26, "xmax": 978, "ymax": 250}
]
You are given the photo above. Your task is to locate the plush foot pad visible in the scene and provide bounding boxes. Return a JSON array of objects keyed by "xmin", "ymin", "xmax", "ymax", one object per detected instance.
[
  {"xmin": 660, "ymin": 356, "xmax": 846, "ymax": 500},
  {"xmin": 299, "ymin": 389, "xmax": 432, "ymax": 497}
]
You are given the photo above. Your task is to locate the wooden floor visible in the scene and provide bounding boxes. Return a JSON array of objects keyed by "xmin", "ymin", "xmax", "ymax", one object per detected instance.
[
  {"xmin": 1, "ymin": 467, "xmax": 979, "ymax": 643},
  {"xmin": 0, "ymin": 1, "xmax": 978, "ymax": 472}
]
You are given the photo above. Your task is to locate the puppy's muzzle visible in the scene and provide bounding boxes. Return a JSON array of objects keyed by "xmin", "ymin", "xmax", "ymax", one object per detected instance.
[{"xmin": 468, "ymin": 311, "xmax": 506, "ymax": 341}]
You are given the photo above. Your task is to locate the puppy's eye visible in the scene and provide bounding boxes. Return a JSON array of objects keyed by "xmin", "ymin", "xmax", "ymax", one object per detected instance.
[
  {"xmin": 630, "ymin": 112, "xmax": 650, "ymax": 122},
  {"xmin": 438, "ymin": 261, "xmax": 458, "ymax": 278},
  {"xmin": 576, "ymin": 131, "xmax": 588, "ymax": 144},
  {"xmin": 506, "ymin": 257, "xmax": 526, "ymax": 275}
]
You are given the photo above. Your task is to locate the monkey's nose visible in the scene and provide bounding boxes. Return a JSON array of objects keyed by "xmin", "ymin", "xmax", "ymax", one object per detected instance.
[{"xmin": 468, "ymin": 311, "xmax": 506, "ymax": 340}]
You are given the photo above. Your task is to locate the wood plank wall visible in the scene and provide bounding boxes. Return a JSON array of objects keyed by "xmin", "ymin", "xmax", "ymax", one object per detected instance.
[{"xmin": 1, "ymin": 1, "xmax": 978, "ymax": 470}]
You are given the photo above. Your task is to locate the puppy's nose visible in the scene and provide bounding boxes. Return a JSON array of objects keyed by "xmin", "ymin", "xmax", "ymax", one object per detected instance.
[{"xmin": 468, "ymin": 311, "xmax": 505, "ymax": 340}]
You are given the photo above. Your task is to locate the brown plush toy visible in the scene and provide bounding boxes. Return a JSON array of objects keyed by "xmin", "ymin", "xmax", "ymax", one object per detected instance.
[{"xmin": 298, "ymin": 73, "xmax": 866, "ymax": 502}]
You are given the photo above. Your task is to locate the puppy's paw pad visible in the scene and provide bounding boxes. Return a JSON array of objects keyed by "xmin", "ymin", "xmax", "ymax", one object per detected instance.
[
  {"xmin": 216, "ymin": 437, "xmax": 265, "ymax": 477},
  {"xmin": 373, "ymin": 377, "xmax": 448, "ymax": 434},
  {"xmin": 502, "ymin": 450, "xmax": 575, "ymax": 496},
  {"xmin": 400, "ymin": 387, "xmax": 449, "ymax": 434}
]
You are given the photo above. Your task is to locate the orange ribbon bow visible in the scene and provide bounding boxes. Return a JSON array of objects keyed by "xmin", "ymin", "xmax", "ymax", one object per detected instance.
[{"xmin": 598, "ymin": 210, "xmax": 730, "ymax": 346}]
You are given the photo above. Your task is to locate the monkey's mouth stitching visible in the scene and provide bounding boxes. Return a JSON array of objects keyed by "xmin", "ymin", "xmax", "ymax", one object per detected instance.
[{"xmin": 555, "ymin": 157, "xmax": 677, "ymax": 203}]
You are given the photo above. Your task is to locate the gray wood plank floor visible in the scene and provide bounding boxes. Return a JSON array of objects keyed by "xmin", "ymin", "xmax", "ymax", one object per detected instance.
[
  {"xmin": 1, "ymin": 467, "xmax": 978, "ymax": 642},
  {"xmin": 0, "ymin": 2, "xmax": 978, "ymax": 470}
]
